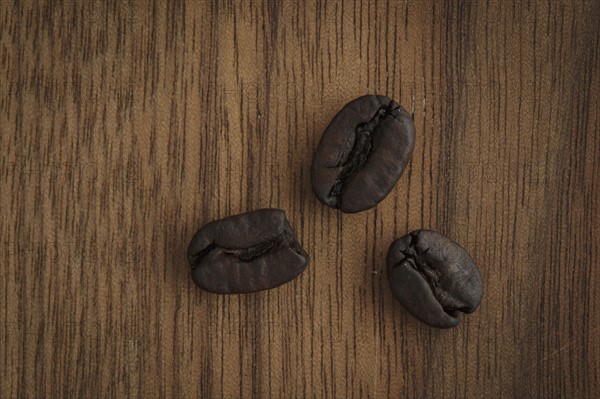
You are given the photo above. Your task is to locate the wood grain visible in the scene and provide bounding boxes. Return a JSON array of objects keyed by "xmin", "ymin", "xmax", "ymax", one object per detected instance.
[{"xmin": 1, "ymin": 0, "xmax": 599, "ymax": 397}]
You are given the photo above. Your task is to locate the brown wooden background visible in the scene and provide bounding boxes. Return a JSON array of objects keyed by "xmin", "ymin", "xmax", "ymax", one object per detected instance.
[{"xmin": 1, "ymin": 0, "xmax": 599, "ymax": 398}]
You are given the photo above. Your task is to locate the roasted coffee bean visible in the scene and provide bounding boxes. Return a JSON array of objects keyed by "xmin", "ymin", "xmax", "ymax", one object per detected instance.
[
  {"xmin": 187, "ymin": 209, "xmax": 309, "ymax": 294},
  {"xmin": 386, "ymin": 230, "xmax": 483, "ymax": 328},
  {"xmin": 311, "ymin": 95, "xmax": 415, "ymax": 213}
]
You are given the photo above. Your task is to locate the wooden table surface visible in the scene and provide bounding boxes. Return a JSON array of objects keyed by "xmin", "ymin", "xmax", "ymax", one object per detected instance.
[{"xmin": 1, "ymin": 1, "xmax": 599, "ymax": 398}]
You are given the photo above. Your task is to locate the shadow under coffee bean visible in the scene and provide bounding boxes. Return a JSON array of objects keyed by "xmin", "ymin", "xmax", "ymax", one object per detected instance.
[
  {"xmin": 386, "ymin": 230, "xmax": 483, "ymax": 328},
  {"xmin": 311, "ymin": 94, "xmax": 415, "ymax": 213},
  {"xmin": 187, "ymin": 209, "xmax": 309, "ymax": 294}
]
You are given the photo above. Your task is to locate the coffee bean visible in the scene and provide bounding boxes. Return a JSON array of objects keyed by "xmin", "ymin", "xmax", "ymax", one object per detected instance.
[
  {"xmin": 386, "ymin": 230, "xmax": 483, "ymax": 328},
  {"xmin": 311, "ymin": 95, "xmax": 415, "ymax": 213},
  {"xmin": 187, "ymin": 209, "xmax": 309, "ymax": 294}
]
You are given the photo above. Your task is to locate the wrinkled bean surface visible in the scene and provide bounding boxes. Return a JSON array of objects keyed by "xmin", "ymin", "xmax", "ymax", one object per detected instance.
[
  {"xmin": 387, "ymin": 230, "xmax": 483, "ymax": 328},
  {"xmin": 311, "ymin": 95, "xmax": 415, "ymax": 213},
  {"xmin": 187, "ymin": 209, "xmax": 309, "ymax": 294}
]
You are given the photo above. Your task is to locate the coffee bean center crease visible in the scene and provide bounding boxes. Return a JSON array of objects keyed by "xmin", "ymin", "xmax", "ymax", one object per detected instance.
[
  {"xmin": 328, "ymin": 102, "xmax": 401, "ymax": 206},
  {"xmin": 190, "ymin": 230, "xmax": 302, "ymax": 269},
  {"xmin": 395, "ymin": 234, "xmax": 469, "ymax": 315}
]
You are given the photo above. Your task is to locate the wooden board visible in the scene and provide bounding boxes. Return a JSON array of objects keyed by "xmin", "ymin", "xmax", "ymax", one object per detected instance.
[{"xmin": 1, "ymin": 0, "xmax": 599, "ymax": 397}]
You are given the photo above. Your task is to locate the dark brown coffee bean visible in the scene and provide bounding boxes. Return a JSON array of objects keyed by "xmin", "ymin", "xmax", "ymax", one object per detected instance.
[
  {"xmin": 187, "ymin": 209, "xmax": 309, "ymax": 294},
  {"xmin": 386, "ymin": 230, "xmax": 483, "ymax": 328},
  {"xmin": 311, "ymin": 95, "xmax": 415, "ymax": 213}
]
